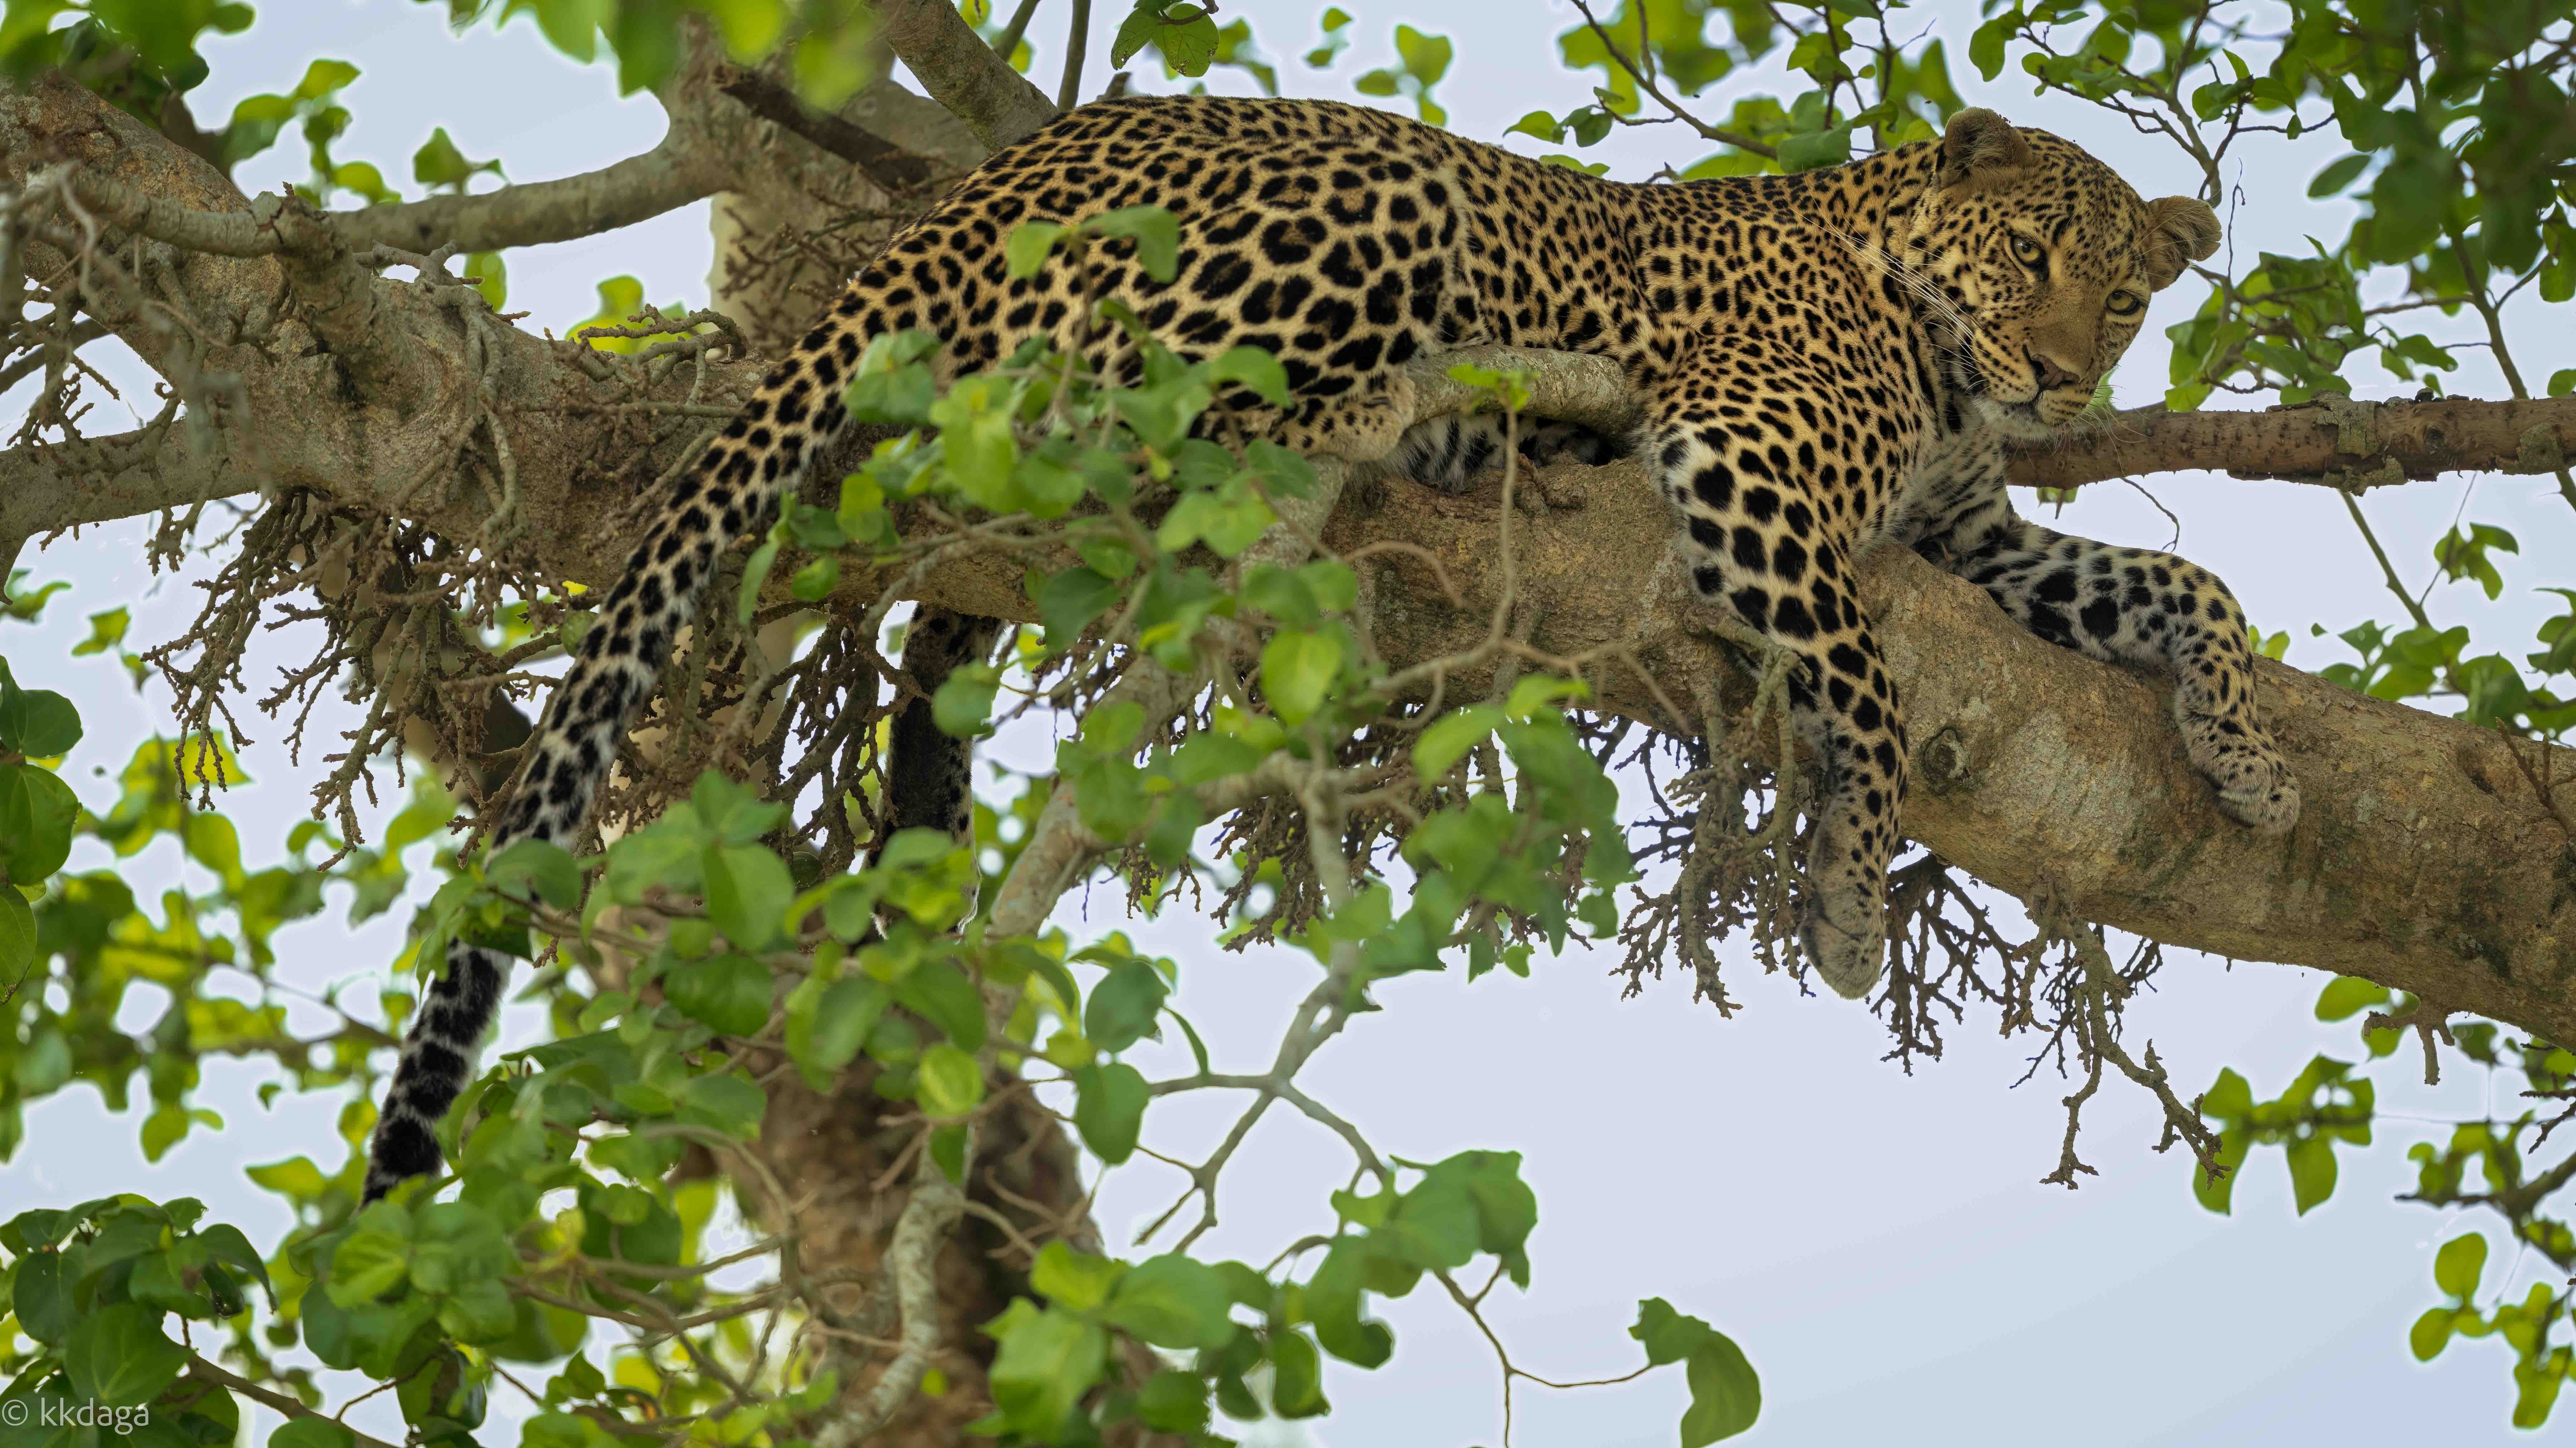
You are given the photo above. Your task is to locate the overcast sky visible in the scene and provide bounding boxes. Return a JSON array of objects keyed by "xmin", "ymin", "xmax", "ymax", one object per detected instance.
[{"xmin": 6, "ymin": 2, "xmax": 2572, "ymax": 1445}]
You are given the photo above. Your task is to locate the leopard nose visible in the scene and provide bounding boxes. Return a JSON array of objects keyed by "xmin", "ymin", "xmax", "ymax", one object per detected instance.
[{"xmin": 2029, "ymin": 353, "xmax": 2081, "ymax": 391}]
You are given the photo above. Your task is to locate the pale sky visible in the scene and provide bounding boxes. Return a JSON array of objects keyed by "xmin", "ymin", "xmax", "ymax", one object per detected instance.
[{"xmin": 5, "ymin": 2, "xmax": 2570, "ymax": 1445}]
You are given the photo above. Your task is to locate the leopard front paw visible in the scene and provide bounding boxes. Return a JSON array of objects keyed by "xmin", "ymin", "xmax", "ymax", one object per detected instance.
[
  {"xmin": 1799, "ymin": 887, "xmax": 1886, "ymax": 1000},
  {"xmin": 2215, "ymin": 754, "xmax": 2300, "ymax": 837},
  {"xmin": 2183, "ymin": 715, "xmax": 2300, "ymax": 838}
]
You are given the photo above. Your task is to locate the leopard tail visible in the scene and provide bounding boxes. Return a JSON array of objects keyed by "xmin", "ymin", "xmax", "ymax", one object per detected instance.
[{"xmin": 363, "ymin": 303, "xmax": 988, "ymax": 1201}]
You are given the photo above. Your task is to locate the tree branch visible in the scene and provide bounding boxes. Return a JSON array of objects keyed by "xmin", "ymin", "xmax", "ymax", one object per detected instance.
[
  {"xmin": 713, "ymin": 65, "xmax": 941, "ymax": 194},
  {"xmin": 0, "ymin": 428, "xmax": 250, "ymax": 569},
  {"xmin": 329, "ymin": 134, "xmax": 728, "ymax": 254},
  {"xmin": 873, "ymin": 0, "xmax": 1061, "ymax": 151},
  {"xmin": 2011, "ymin": 391, "xmax": 2576, "ymax": 491}
]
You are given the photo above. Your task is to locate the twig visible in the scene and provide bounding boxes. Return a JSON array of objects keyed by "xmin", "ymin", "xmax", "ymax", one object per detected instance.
[
  {"xmin": 2364, "ymin": 995, "xmax": 2459, "ymax": 1088},
  {"xmin": 714, "ymin": 66, "xmax": 941, "ymax": 193},
  {"xmin": 184, "ymin": 1357, "xmax": 403, "ymax": 1448},
  {"xmin": 1567, "ymin": 0, "xmax": 1778, "ymax": 159},
  {"xmin": 1056, "ymin": 0, "xmax": 1093, "ymax": 110}
]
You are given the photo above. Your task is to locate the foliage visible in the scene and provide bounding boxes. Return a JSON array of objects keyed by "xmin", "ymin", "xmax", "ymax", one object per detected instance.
[
  {"xmin": 3, "ymin": 0, "xmax": 2575, "ymax": 1440},
  {"xmin": 0, "ymin": 199, "xmax": 1754, "ymax": 1442}
]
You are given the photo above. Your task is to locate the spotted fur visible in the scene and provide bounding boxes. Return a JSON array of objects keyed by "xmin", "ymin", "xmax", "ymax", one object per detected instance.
[{"xmin": 363, "ymin": 97, "xmax": 2297, "ymax": 1196}]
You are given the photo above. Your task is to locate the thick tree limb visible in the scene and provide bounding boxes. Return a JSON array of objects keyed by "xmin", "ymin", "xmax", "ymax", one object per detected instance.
[
  {"xmin": 0, "ymin": 428, "xmax": 247, "ymax": 572},
  {"xmin": 1, "ymin": 73, "xmax": 290, "ymax": 383},
  {"xmin": 886, "ymin": 355, "xmax": 2576, "ymax": 1045},
  {"xmin": 2012, "ymin": 392, "xmax": 2576, "ymax": 490},
  {"xmin": 872, "ymin": 0, "xmax": 1061, "ymax": 150}
]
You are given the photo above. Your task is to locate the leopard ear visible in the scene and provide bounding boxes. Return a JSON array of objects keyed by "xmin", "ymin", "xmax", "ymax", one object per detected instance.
[
  {"xmin": 1939, "ymin": 108, "xmax": 2032, "ymax": 188},
  {"xmin": 2144, "ymin": 195, "xmax": 2221, "ymax": 289}
]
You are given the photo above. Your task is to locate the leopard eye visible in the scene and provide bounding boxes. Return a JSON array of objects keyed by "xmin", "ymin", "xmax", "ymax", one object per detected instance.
[
  {"xmin": 2105, "ymin": 290, "xmax": 2143, "ymax": 317},
  {"xmin": 2008, "ymin": 233, "xmax": 2044, "ymax": 267}
]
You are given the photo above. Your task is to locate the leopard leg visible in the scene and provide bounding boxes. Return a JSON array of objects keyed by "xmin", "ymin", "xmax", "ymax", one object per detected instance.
[
  {"xmin": 1648, "ymin": 354, "xmax": 1909, "ymax": 1000},
  {"xmin": 1380, "ymin": 413, "xmax": 1632, "ymax": 492},
  {"xmin": 1949, "ymin": 509, "xmax": 2300, "ymax": 835}
]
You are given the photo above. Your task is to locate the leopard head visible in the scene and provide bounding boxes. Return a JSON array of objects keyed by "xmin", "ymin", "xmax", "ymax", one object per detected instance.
[{"xmin": 1896, "ymin": 108, "xmax": 2220, "ymax": 439}]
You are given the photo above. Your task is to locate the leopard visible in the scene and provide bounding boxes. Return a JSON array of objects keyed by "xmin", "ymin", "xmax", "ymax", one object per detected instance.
[{"xmin": 361, "ymin": 95, "xmax": 2299, "ymax": 1201}]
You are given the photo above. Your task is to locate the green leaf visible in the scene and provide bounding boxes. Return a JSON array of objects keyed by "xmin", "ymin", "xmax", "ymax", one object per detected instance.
[
  {"xmin": 1777, "ymin": 126, "xmax": 1852, "ymax": 172},
  {"xmin": 1305, "ymin": 1239, "xmax": 1394, "ymax": 1367},
  {"xmin": 2409, "ymin": 1306, "xmax": 2455, "ymax": 1362},
  {"xmin": 328, "ymin": 1230, "xmax": 412, "ymax": 1306},
  {"xmin": 933, "ymin": 662, "xmax": 1000, "ymax": 739},
  {"xmin": 1393, "ymin": 23, "xmax": 1452, "ymax": 84},
  {"xmin": 1029, "ymin": 1241, "xmax": 1124, "ymax": 1312},
  {"xmin": 464, "ymin": 249, "xmax": 508, "ymax": 309},
  {"xmin": 2306, "ymin": 152, "xmax": 2370, "ymax": 198},
  {"xmin": 1681, "ymin": 1332, "xmax": 1763, "ymax": 1444},
  {"xmin": 2313, "ymin": 976, "xmax": 2389, "ymax": 1023},
  {"xmin": 1260, "ymin": 628, "xmax": 1343, "ymax": 726},
  {"xmin": 0, "ymin": 872, "xmax": 35, "ymax": 970},
  {"xmin": 4, "ymin": 1206, "xmax": 74, "ymax": 1252},
  {"xmin": 1135, "ymin": 1370, "xmax": 1211, "ymax": 1434},
  {"xmin": 140, "ymin": 1103, "xmax": 193, "ymax": 1162},
  {"xmin": 1413, "ymin": 704, "xmax": 1505, "ymax": 782},
  {"xmin": 2200, "ymin": 1067, "xmax": 2253, "ymax": 1119},
  {"xmin": 1083, "ymin": 960, "xmax": 1167, "ymax": 1052},
  {"xmin": 665, "ymin": 953, "xmax": 773, "ymax": 1037},
  {"xmin": 736, "ymin": 535, "xmax": 782, "ymax": 625},
  {"xmin": 0, "ymin": 685, "xmax": 81, "ymax": 756},
  {"xmin": 1089, "ymin": 206, "xmax": 1181, "ymax": 284},
  {"xmin": 2284, "ymin": 1135, "xmax": 2337, "ymax": 1215},
  {"xmin": 1102, "ymin": 1253, "xmax": 1235, "ymax": 1349},
  {"xmin": 487, "ymin": 838, "xmax": 583, "ymax": 910},
  {"xmin": 63, "ymin": 1303, "xmax": 189, "ymax": 1406},
  {"xmin": 703, "ymin": 842, "xmax": 793, "ymax": 950},
  {"xmin": 915, "ymin": 1043, "xmax": 986, "ymax": 1118},
  {"xmin": 801, "ymin": 977, "xmax": 890, "ymax": 1074},
  {"xmin": 1, "ymin": 761, "xmax": 79, "ymax": 882},
  {"xmin": 894, "ymin": 961, "xmax": 987, "ymax": 1052},
  {"xmin": 986, "ymin": 1302, "xmax": 1106, "ymax": 1437},
  {"xmin": 1036, "ymin": 566, "xmax": 1123, "ymax": 652},
  {"xmin": 1153, "ymin": 10, "xmax": 1222, "ymax": 75},
  {"xmin": 1110, "ymin": 3, "xmax": 1160, "ymax": 67},
  {"xmin": 411, "ymin": 126, "xmax": 497, "ymax": 189},
  {"xmin": 1268, "ymin": 1324, "xmax": 1329, "ymax": 1416},
  {"xmin": 1006, "ymin": 221, "xmax": 1069, "ymax": 279},
  {"xmin": 196, "ymin": 1223, "xmax": 274, "ymax": 1303},
  {"xmin": 790, "ymin": 555, "xmax": 841, "ymax": 602},
  {"xmin": 1072, "ymin": 1061, "xmax": 1148, "ymax": 1164},
  {"xmin": 12, "ymin": 1247, "xmax": 73, "ymax": 1342},
  {"xmin": 1632, "ymin": 1298, "xmax": 1715, "ymax": 1366},
  {"xmin": 610, "ymin": 0, "xmax": 683, "ymax": 93},
  {"xmin": 1969, "ymin": 14, "xmax": 2012, "ymax": 79},
  {"xmin": 295, "ymin": 58, "xmax": 359, "ymax": 98},
  {"xmin": 1209, "ymin": 345, "xmax": 1294, "ymax": 407},
  {"xmin": 71, "ymin": 606, "xmax": 129, "ymax": 656},
  {"xmin": 273, "ymin": 1416, "xmax": 357, "ymax": 1448},
  {"xmin": 2433, "ymin": 1232, "xmax": 2488, "ymax": 1298}
]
